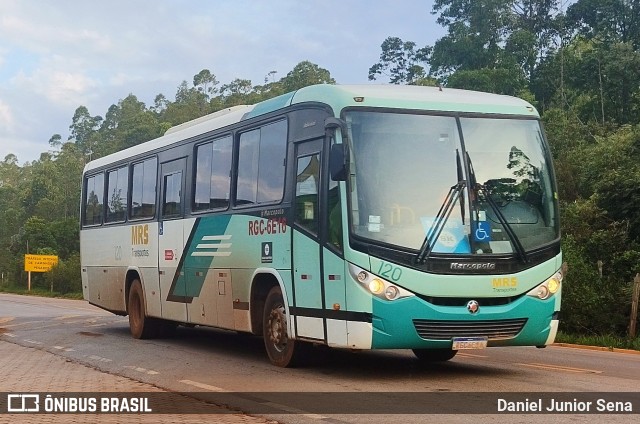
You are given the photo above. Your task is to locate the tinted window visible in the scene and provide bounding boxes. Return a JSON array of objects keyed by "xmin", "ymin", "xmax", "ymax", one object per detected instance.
[
  {"xmin": 83, "ymin": 173, "xmax": 104, "ymax": 226},
  {"xmin": 194, "ymin": 136, "xmax": 232, "ymax": 211},
  {"xmin": 162, "ymin": 171, "xmax": 182, "ymax": 218},
  {"xmin": 295, "ymin": 154, "xmax": 319, "ymax": 235},
  {"xmin": 258, "ymin": 120, "xmax": 287, "ymax": 203},
  {"xmin": 237, "ymin": 129, "xmax": 260, "ymax": 205},
  {"xmin": 130, "ymin": 157, "xmax": 157, "ymax": 219},
  {"xmin": 236, "ymin": 120, "xmax": 287, "ymax": 205},
  {"xmin": 106, "ymin": 166, "xmax": 128, "ymax": 223}
]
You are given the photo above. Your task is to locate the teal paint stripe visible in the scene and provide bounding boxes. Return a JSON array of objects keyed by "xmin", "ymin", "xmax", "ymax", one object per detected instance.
[{"xmin": 167, "ymin": 215, "xmax": 233, "ymax": 301}]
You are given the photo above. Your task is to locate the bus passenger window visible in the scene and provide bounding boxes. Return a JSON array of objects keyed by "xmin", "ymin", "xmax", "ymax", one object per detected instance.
[
  {"xmin": 257, "ymin": 120, "xmax": 287, "ymax": 203},
  {"xmin": 237, "ymin": 129, "xmax": 260, "ymax": 205},
  {"xmin": 162, "ymin": 172, "xmax": 182, "ymax": 218},
  {"xmin": 295, "ymin": 154, "xmax": 319, "ymax": 235},
  {"xmin": 236, "ymin": 120, "xmax": 287, "ymax": 206},
  {"xmin": 106, "ymin": 166, "xmax": 128, "ymax": 223},
  {"xmin": 194, "ymin": 136, "xmax": 232, "ymax": 211},
  {"xmin": 83, "ymin": 173, "xmax": 104, "ymax": 226},
  {"xmin": 130, "ymin": 158, "xmax": 157, "ymax": 219}
]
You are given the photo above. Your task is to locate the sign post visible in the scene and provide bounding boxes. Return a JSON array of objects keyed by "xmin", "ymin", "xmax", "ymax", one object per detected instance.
[{"xmin": 24, "ymin": 254, "xmax": 59, "ymax": 291}]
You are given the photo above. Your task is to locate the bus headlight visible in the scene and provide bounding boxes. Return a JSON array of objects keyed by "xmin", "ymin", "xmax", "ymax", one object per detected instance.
[
  {"xmin": 527, "ymin": 270, "xmax": 563, "ymax": 300},
  {"xmin": 368, "ymin": 279, "xmax": 385, "ymax": 295},
  {"xmin": 348, "ymin": 264, "xmax": 414, "ymax": 301}
]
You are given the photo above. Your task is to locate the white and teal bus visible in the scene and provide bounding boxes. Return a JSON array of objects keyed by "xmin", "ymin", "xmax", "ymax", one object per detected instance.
[{"xmin": 80, "ymin": 84, "xmax": 563, "ymax": 367}]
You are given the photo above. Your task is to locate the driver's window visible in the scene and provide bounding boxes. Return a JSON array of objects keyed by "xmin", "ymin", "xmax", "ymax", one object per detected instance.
[{"xmin": 295, "ymin": 154, "xmax": 319, "ymax": 235}]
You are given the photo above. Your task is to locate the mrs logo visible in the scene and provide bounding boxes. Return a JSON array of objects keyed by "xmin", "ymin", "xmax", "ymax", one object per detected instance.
[{"xmin": 131, "ymin": 224, "xmax": 149, "ymax": 245}]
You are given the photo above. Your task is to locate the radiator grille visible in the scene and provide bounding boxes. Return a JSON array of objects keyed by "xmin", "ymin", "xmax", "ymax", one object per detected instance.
[{"xmin": 412, "ymin": 318, "xmax": 527, "ymax": 341}]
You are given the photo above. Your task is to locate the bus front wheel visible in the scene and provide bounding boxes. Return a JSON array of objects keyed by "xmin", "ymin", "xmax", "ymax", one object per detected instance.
[
  {"xmin": 412, "ymin": 348, "xmax": 457, "ymax": 362},
  {"xmin": 263, "ymin": 286, "xmax": 297, "ymax": 367}
]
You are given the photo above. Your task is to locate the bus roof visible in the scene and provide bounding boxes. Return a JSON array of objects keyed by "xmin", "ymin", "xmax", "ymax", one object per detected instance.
[
  {"xmin": 84, "ymin": 84, "xmax": 538, "ymax": 173},
  {"xmin": 292, "ymin": 84, "xmax": 538, "ymax": 118},
  {"xmin": 84, "ymin": 105, "xmax": 254, "ymax": 172}
]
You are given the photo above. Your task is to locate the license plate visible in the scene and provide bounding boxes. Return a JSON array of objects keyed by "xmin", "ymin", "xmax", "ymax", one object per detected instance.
[{"xmin": 451, "ymin": 337, "xmax": 488, "ymax": 350}]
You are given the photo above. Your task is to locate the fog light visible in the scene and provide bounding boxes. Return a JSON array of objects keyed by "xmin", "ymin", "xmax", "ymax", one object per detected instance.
[
  {"xmin": 357, "ymin": 271, "xmax": 368, "ymax": 283},
  {"xmin": 384, "ymin": 286, "xmax": 399, "ymax": 300},
  {"xmin": 537, "ymin": 285, "xmax": 550, "ymax": 300}
]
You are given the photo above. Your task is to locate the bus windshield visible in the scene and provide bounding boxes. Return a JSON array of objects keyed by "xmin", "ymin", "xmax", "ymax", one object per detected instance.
[{"xmin": 346, "ymin": 111, "xmax": 559, "ymax": 256}]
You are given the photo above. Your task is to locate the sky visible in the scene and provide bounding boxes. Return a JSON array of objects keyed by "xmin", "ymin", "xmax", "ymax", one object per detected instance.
[{"xmin": 0, "ymin": 0, "xmax": 445, "ymax": 164}]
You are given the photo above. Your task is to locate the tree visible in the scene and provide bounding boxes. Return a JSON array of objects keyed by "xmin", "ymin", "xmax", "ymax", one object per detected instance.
[
  {"xmin": 193, "ymin": 69, "xmax": 219, "ymax": 100},
  {"xmin": 280, "ymin": 61, "xmax": 336, "ymax": 92},
  {"xmin": 368, "ymin": 37, "xmax": 431, "ymax": 84},
  {"xmin": 111, "ymin": 95, "xmax": 164, "ymax": 149},
  {"xmin": 68, "ymin": 106, "xmax": 102, "ymax": 157},
  {"xmin": 509, "ymin": 0, "xmax": 561, "ymax": 79},
  {"xmin": 567, "ymin": 0, "xmax": 640, "ymax": 48},
  {"xmin": 429, "ymin": 0, "xmax": 513, "ymax": 77},
  {"xmin": 534, "ymin": 37, "xmax": 640, "ymax": 124},
  {"xmin": 446, "ymin": 66, "xmax": 527, "ymax": 95},
  {"xmin": 162, "ymin": 80, "xmax": 210, "ymax": 125},
  {"xmin": 48, "ymin": 134, "xmax": 62, "ymax": 149},
  {"xmin": 152, "ymin": 94, "xmax": 169, "ymax": 114},
  {"xmin": 427, "ymin": 0, "xmax": 564, "ymax": 91}
]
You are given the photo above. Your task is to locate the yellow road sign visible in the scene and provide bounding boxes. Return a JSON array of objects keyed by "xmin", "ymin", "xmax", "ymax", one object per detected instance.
[{"xmin": 24, "ymin": 254, "xmax": 59, "ymax": 272}]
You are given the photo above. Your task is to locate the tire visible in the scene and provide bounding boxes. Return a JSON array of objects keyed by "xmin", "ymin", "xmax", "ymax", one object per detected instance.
[
  {"xmin": 263, "ymin": 286, "xmax": 297, "ymax": 367},
  {"xmin": 412, "ymin": 348, "xmax": 457, "ymax": 362},
  {"xmin": 127, "ymin": 279, "xmax": 157, "ymax": 339}
]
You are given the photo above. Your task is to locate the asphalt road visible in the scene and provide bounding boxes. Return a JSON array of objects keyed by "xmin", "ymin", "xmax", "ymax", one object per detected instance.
[{"xmin": 1, "ymin": 293, "xmax": 638, "ymax": 423}]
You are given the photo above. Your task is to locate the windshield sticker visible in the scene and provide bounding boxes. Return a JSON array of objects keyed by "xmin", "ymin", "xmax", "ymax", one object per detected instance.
[
  {"xmin": 368, "ymin": 215, "xmax": 381, "ymax": 233},
  {"xmin": 420, "ymin": 218, "xmax": 471, "ymax": 253},
  {"xmin": 473, "ymin": 221, "xmax": 492, "ymax": 242}
]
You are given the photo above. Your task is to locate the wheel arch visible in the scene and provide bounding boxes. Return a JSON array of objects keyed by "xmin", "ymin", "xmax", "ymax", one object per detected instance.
[
  {"xmin": 249, "ymin": 268, "xmax": 291, "ymax": 337},
  {"xmin": 124, "ymin": 267, "xmax": 143, "ymax": 315}
]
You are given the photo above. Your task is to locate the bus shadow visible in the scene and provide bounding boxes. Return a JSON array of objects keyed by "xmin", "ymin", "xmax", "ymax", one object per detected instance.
[{"xmin": 124, "ymin": 324, "xmax": 517, "ymax": 380}]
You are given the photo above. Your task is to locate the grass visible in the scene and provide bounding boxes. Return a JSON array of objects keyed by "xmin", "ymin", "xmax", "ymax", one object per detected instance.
[
  {"xmin": 0, "ymin": 285, "xmax": 83, "ymax": 300},
  {"xmin": 556, "ymin": 331, "xmax": 640, "ymax": 351}
]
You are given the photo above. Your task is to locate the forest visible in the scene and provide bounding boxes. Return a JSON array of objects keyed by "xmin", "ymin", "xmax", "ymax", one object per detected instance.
[{"xmin": 1, "ymin": 0, "xmax": 639, "ymax": 340}]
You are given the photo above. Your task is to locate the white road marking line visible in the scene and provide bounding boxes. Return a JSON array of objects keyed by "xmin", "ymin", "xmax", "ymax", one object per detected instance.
[
  {"xmin": 54, "ymin": 315, "xmax": 81, "ymax": 320},
  {"xmin": 457, "ymin": 352, "xmax": 489, "ymax": 358},
  {"xmin": 3, "ymin": 333, "xmax": 16, "ymax": 337},
  {"xmin": 518, "ymin": 362, "xmax": 602, "ymax": 374},
  {"xmin": 23, "ymin": 339, "xmax": 43, "ymax": 345},
  {"xmin": 53, "ymin": 345, "xmax": 76, "ymax": 352},
  {"xmin": 88, "ymin": 355, "xmax": 112, "ymax": 363},
  {"xmin": 179, "ymin": 379, "xmax": 228, "ymax": 392},
  {"xmin": 124, "ymin": 365, "xmax": 159, "ymax": 375}
]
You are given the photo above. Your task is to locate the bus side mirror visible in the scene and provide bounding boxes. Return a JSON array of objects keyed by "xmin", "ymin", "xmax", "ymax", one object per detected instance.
[
  {"xmin": 325, "ymin": 117, "xmax": 348, "ymax": 181},
  {"xmin": 329, "ymin": 143, "xmax": 347, "ymax": 181}
]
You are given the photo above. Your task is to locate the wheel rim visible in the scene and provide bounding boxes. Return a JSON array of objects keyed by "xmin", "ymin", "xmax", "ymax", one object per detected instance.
[{"xmin": 267, "ymin": 304, "xmax": 287, "ymax": 353}]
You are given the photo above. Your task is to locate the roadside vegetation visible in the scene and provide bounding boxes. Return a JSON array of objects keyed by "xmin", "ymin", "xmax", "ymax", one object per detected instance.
[{"xmin": 1, "ymin": 1, "xmax": 639, "ymax": 349}]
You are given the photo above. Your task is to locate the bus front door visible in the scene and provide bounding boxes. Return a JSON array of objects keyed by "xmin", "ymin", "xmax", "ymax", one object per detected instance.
[{"xmin": 292, "ymin": 138, "xmax": 346, "ymax": 344}]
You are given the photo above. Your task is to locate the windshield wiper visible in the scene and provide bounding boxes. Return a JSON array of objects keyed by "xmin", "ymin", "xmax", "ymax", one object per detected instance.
[
  {"xmin": 415, "ymin": 180, "xmax": 465, "ymax": 264},
  {"xmin": 456, "ymin": 150, "xmax": 466, "ymax": 225},
  {"xmin": 466, "ymin": 152, "xmax": 528, "ymax": 264}
]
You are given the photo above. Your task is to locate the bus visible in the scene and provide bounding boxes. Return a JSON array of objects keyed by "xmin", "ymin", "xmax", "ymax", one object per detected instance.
[{"xmin": 80, "ymin": 84, "xmax": 563, "ymax": 367}]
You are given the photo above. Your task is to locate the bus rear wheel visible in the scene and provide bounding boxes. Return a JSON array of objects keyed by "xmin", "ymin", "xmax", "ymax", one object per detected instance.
[
  {"xmin": 128, "ymin": 279, "xmax": 158, "ymax": 339},
  {"xmin": 263, "ymin": 286, "xmax": 297, "ymax": 367},
  {"xmin": 412, "ymin": 348, "xmax": 457, "ymax": 362}
]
